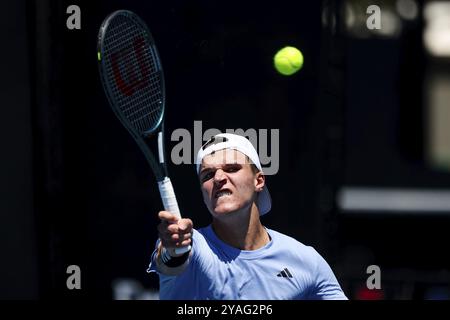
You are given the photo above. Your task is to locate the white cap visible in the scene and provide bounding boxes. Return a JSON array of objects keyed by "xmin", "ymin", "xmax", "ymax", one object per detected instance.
[{"xmin": 196, "ymin": 133, "xmax": 272, "ymax": 215}]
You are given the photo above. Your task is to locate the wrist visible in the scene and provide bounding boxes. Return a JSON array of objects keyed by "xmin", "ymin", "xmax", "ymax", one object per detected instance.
[
  {"xmin": 160, "ymin": 247, "xmax": 190, "ymax": 268},
  {"xmin": 165, "ymin": 247, "xmax": 185, "ymax": 257}
]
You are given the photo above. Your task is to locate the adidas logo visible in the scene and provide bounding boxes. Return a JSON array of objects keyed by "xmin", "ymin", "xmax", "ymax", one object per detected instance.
[{"xmin": 277, "ymin": 268, "xmax": 293, "ymax": 278}]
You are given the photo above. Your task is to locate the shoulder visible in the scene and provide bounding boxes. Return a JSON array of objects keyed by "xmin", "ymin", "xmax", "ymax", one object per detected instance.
[
  {"xmin": 267, "ymin": 228, "xmax": 307, "ymax": 248},
  {"xmin": 267, "ymin": 229, "xmax": 337, "ymax": 277},
  {"xmin": 267, "ymin": 228, "xmax": 320, "ymax": 262},
  {"xmin": 268, "ymin": 229, "xmax": 347, "ymax": 299}
]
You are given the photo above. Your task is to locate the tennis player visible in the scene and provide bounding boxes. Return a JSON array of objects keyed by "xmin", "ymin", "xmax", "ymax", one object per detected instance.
[{"xmin": 148, "ymin": 133, "xmax": 347, "ymax": 300}]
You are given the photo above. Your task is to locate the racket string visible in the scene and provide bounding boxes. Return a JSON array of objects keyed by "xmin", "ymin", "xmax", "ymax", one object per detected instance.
[{"xmin": 102, "ymin": 14, "xmax": 164, "ymax": 134}]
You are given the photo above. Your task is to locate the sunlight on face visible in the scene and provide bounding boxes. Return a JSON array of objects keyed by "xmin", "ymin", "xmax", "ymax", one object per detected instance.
[{"xmin": 200, "ymin": 149, "xmax": 258, "ymax": 218}]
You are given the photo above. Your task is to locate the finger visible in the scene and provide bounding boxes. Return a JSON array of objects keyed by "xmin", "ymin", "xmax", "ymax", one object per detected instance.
[
  {"xmin": 157, "ymin": 222, "xmax": 173, "ymax": 237},
  {"xmin": 179, "ymin": 239, "xmax": 192, "ymax": 247},
  {"xmin": 178, "ymin": 218, "xmax": 193, "ymax": 232},
  {"xmin": 160, "ymin": 234, "xmax": 179, "ymax": 248},
  {"xmin": 158, "ymin": 211, "xmax": 179, "ymax": 223},
  {"xmin": 167, "ymin": 224, "xmax": 180, "ymax": 234},
  {"xmin": 180, "ymin": 232, "xmax": 191, "ymax": 240},
  {"xmin": 176, "ymin": 232, "xmax": 191, "ymax": 243},
  {"xmin": 161, "ymin": 238, "xmax": 177, "ymax": 248},
  {"xmin": 158, "ymin": 221, "xmax": 183, "ymax": 237}
]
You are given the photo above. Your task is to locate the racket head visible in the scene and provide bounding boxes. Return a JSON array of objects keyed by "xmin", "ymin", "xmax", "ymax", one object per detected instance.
[{"xmin": 97, "ymin": 10, "xmax": 165, "ymax": 139}]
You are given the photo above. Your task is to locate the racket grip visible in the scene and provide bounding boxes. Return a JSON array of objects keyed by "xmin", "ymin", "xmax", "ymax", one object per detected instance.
[{"xmin": 158, "ymin": 177, "xmax": 191, "ymax": 255}]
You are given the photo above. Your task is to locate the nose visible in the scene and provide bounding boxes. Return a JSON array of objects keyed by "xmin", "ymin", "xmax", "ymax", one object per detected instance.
[{"xmin": 213, "ymin": 169, "xmax": 227, "ymax": 185}]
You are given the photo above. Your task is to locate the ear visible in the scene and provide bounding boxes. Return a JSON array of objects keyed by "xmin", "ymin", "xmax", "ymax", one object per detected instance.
[{"xmin": 254, "ymin": 171, "xmax": 265, "ymax": 192}]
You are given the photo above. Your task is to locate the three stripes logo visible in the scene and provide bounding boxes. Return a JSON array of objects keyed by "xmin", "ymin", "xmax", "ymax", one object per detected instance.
[{"xmin": 277, "ymin": 268, "xmax": 293, "ymax": 278}]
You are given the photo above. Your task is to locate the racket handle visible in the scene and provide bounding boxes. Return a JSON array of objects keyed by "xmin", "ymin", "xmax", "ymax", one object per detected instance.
[{"xmin": 157, "ymin": 177, "xmax": 191, "ymax": 255}]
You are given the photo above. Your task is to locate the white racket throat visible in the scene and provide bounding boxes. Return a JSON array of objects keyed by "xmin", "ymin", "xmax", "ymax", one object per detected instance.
[{"xmin": 158, "ymin": 132, "xmax": 164, "ymax": 164}]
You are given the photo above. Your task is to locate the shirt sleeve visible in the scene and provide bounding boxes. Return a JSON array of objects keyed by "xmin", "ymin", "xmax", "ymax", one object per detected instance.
[
  {"xmin": 309, "ymin": 249, "xmax": 348, "ymax": 300},
  {"xmin": 146, "ymin": 238, "xmax": 161, "ymax": 274},
  {"xmin": 146, "ymin": 238, "xmax": 185, "ymax": 300},
  {"xmin": 146, "ymin": 228, "xmax": 213, "ymax": 300}
]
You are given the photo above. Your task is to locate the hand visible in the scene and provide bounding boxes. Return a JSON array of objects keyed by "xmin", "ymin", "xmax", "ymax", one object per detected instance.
[{"xmin": 157, "ymin": 211, "xmax": 193, "ymax": 256}]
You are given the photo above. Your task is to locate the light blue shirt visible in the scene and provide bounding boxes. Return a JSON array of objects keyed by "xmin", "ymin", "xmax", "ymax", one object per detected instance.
[{"xmin": 148, "ymin": 225, "xmax": 347, "ymax": 300}]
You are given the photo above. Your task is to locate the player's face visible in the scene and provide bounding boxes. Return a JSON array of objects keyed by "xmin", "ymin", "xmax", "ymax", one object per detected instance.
[{"xmin": 199, "ymin": 149, "xmax": 262, "ymax": 218}]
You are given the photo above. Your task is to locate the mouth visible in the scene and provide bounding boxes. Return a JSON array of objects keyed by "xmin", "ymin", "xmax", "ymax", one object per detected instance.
[{"xmin": 214, "ymin": 188, "xmax": 232, "ymax": 199}]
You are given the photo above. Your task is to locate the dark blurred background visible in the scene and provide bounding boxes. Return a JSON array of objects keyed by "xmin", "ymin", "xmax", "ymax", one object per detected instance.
[{"xmin": 1, "ymin": 0, "xmax": 450, "ymax": 300}]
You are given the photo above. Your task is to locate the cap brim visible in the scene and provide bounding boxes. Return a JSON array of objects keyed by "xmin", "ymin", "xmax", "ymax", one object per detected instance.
[{"xmin": 257, "ymin": 186, "xmax": 272, "ymax": 216}]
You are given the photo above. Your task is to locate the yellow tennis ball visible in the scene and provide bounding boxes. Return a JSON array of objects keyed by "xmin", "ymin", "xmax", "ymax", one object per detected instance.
[{"xmin": 274, "ymin": 46, "xmax": 304, "ymax": 76}]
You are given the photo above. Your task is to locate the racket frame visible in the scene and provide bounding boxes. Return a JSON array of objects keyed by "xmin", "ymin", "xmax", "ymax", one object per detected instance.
[
  {"xmin": 97, "ymin": 10, "xmax": 167, "ymax": 181},
  {"xmin": 97, "ymin": 10, "xmax": 190, "ymax": 255}
]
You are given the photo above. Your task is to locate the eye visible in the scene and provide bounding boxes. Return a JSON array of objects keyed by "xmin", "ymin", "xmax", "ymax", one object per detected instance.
[
  {"xmin": 225, "ymin": 165, "xmax": 240, "ymax": 173},
  {"xmin": 201, "ymin": 171, "xmax": 214, "ymax": 182}
]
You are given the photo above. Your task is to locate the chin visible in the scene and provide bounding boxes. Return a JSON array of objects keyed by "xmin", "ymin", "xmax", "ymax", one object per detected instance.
[{"xmin": 212, "ymin": 205, "xmax": 239, "ymax": 217}]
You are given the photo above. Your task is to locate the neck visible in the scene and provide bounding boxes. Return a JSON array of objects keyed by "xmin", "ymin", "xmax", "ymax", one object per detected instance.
[{"xmin": 212, "ymin": 204, "xmax": 269, "ymax": 250}]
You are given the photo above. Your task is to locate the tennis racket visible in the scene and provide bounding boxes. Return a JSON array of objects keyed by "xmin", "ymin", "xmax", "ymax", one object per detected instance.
[{"xmin": 97, "ymin": 10, "xmax": 190, "ymax": 255}]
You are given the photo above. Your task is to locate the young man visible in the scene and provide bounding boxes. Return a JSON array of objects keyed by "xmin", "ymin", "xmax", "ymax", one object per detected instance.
[{"xmin": 148, "ymin": 133, "xmax": 347, "ymax": 300}]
